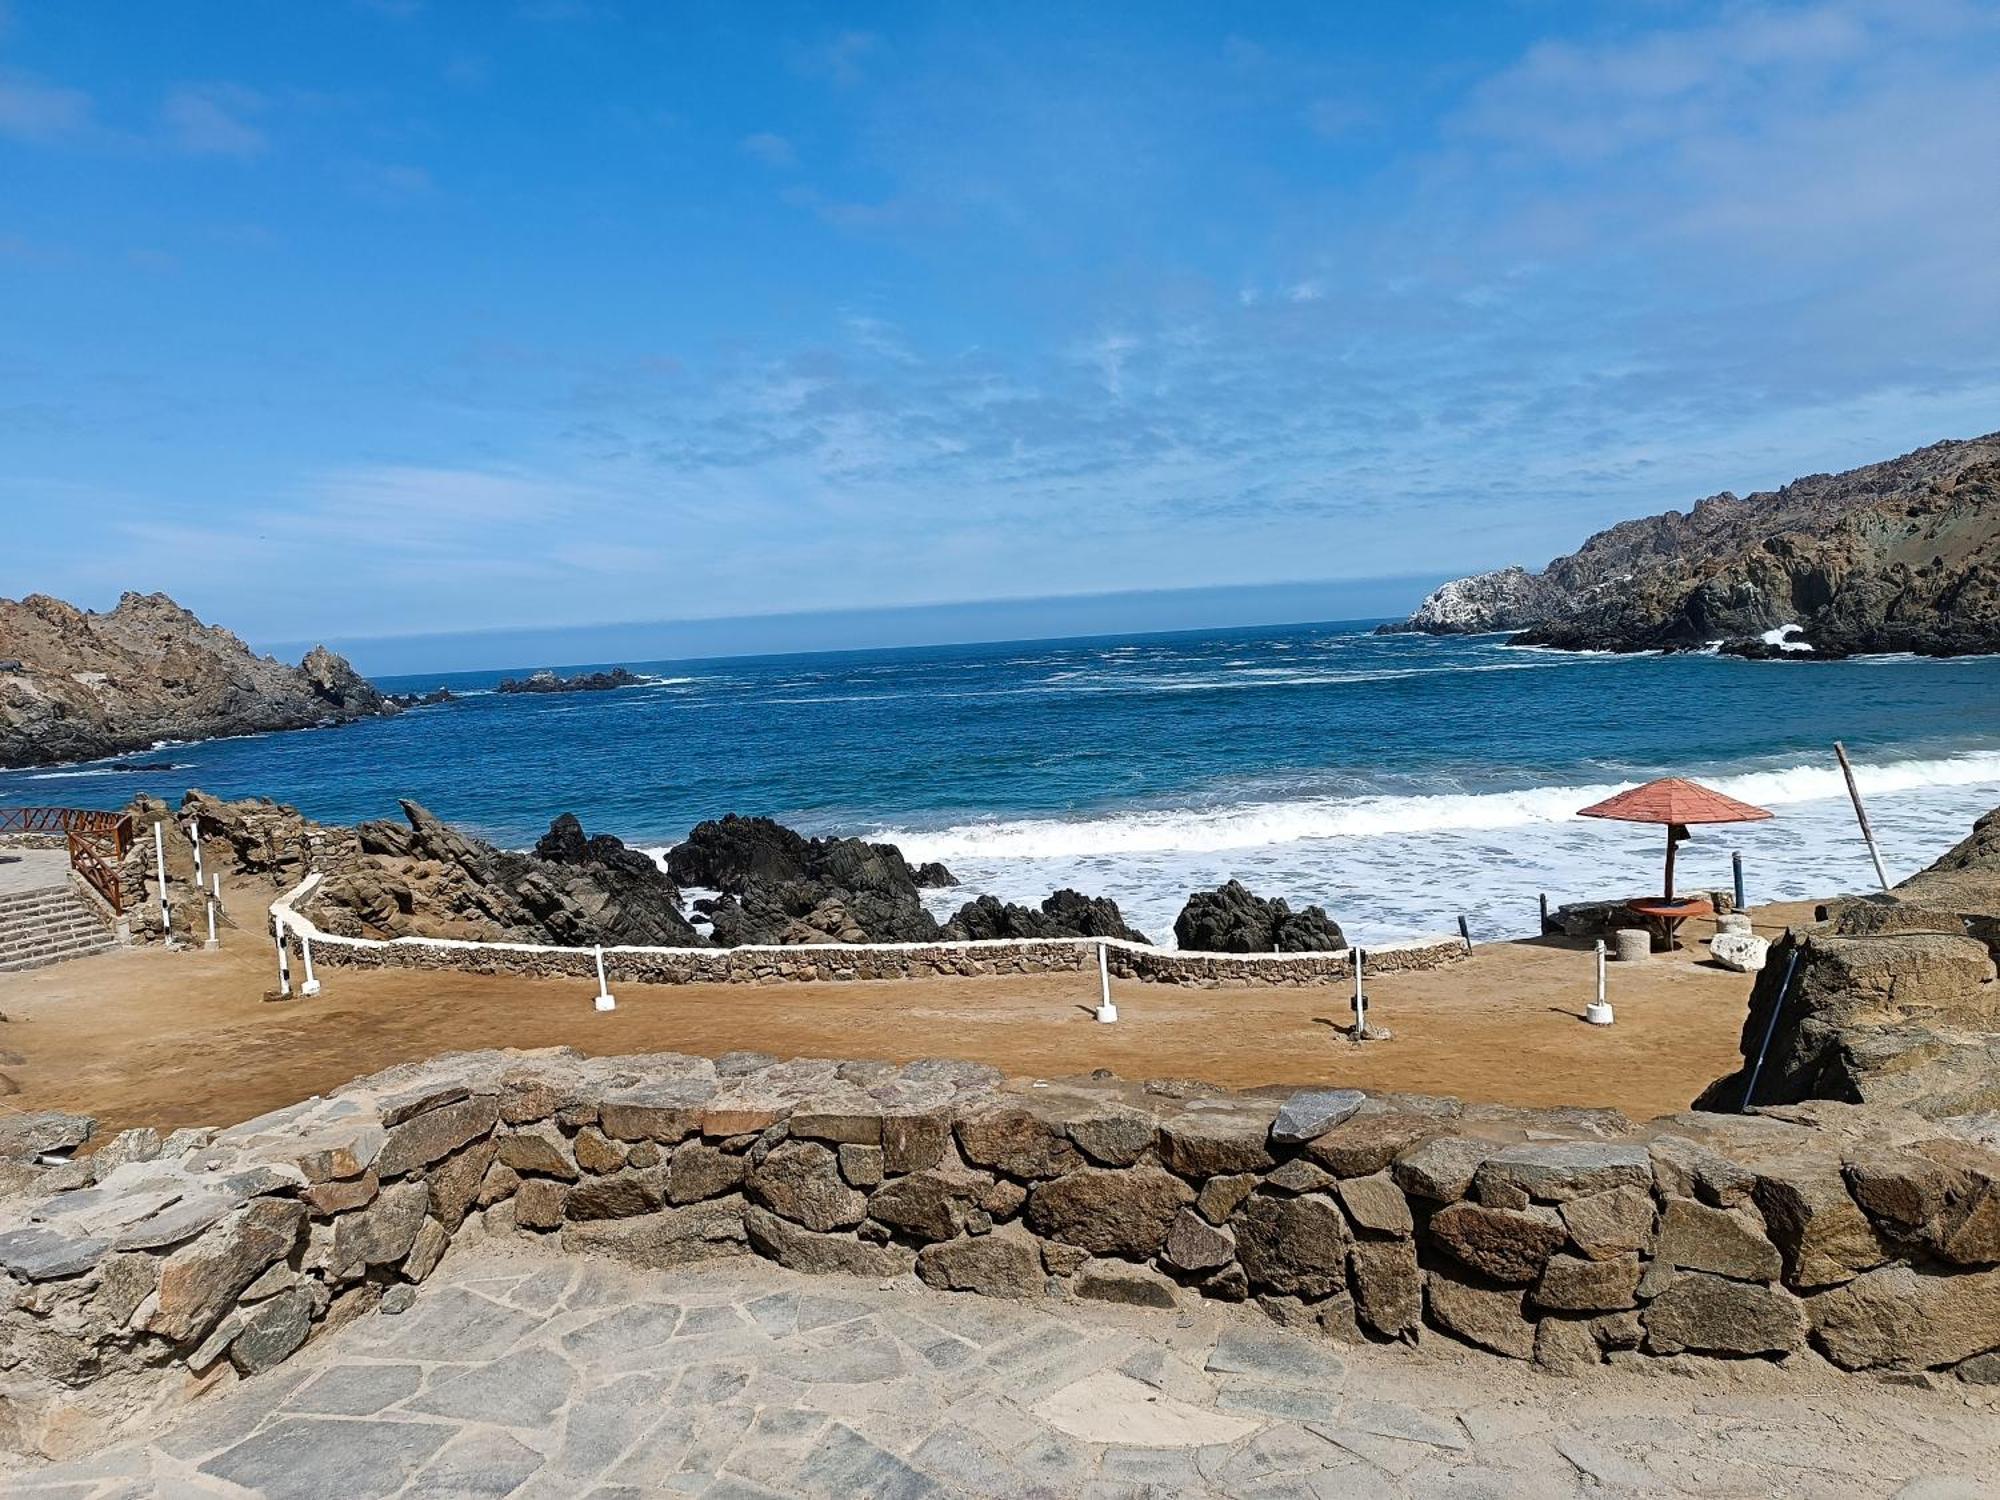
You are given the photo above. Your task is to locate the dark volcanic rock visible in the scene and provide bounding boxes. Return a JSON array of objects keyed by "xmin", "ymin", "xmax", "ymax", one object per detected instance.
[
  {"xmin": 0, "ymin": 591, "xmax": 396, "ymax": 769},
  {"xmin": 1173, "ymin": 880, "xmax": 1345, "ymax": 954},
  {"xmin": 496, "ymin": 666, "xmax": 641, "ymax": 694},
  {"xmin": 941, "ymin": 889, "xmax": 1149, "ymax": 946},
  {"xmin": 1380, "ymin": 434, "xmax": 2000, "ymax": 658},
  {"xmin": 667, "ymin": 816, "xmax": 944, "ymax": 946}
]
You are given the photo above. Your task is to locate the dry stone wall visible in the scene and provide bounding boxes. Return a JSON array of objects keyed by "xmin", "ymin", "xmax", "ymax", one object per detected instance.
[{"xmin": 7, "ymin": 1048, "xmax": 2000, "ymax": 1460}]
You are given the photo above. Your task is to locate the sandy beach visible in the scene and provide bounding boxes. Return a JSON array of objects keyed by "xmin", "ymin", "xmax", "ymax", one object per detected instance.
[{"xmin": 0, "ymin": 891, "xmax": 1816, "ymax": 1138}]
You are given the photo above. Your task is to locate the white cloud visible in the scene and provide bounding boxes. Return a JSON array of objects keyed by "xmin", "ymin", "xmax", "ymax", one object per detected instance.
[
  {"xmin": 740, "ymin": 131, "xmax": 796, "ymax": 167},
  {"xmin": 160, "ymin": 84, "xmax": 267, "ymax": 157},
  {"xmin": 0, "ymin": 71, "xmax": 91, "ymax": 142}
]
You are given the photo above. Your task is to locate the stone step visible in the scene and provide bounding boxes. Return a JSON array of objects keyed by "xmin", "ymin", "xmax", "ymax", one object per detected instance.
[{"xmin": 0, "ymin": 938, "xmax": 118, "ymax": 972}]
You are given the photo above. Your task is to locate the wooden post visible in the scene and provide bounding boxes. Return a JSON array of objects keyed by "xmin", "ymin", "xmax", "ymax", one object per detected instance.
[
  {"xmin": 1833, "ymin": 741, "xmax": 1892, "ymax": 893},
  {"xmin": 1538, "ymin": 892, "xmax": 1550, "ymax": 934},
  {"xmin": 1457, "ymin": 915, "xmax": 1472, "ymax": 955}
]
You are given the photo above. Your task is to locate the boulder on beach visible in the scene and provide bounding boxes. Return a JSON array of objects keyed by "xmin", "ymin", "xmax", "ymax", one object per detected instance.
[{"xmin": 1173, "ymin": 880, "xmax": 1346, "ymax": 954}]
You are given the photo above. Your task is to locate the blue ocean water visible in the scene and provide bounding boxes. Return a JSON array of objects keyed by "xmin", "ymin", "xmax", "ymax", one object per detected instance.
[{"xmin": 5, "ymin": 621, "xmax": 1999, "ymax": 945}]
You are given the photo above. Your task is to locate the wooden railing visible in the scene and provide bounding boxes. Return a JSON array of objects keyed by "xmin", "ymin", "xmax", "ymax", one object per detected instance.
[{"xmin": 0, "ymin": 806, "xmax": 135, "ymax": 912}]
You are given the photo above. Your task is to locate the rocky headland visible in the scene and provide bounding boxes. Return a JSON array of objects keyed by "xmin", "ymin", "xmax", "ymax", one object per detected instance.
[
  {"xmin": 0, "ymin": 592, "xmax": 396, "ymax": 769},
  {"xmin": 1382, "ymin": 433, "xmax": 2000, "ymax": 658}
]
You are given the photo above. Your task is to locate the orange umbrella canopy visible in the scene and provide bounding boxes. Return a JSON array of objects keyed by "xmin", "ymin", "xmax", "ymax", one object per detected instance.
[{"xmin": 1578, "ymin": 777, "xmax": 1773, "ymax": 826}]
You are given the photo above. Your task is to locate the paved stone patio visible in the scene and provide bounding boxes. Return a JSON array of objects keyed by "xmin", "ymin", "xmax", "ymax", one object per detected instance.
[{"xmin": 5, "ymin": 1239, "xmax": 1997, "ymax": 1500}]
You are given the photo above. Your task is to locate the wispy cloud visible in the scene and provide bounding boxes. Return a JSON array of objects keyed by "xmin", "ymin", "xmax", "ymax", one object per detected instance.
[
  {"xmin": 739, "ymin": 130, "xmax": 795, "ymax": 168},
  {"xmin": 159, "ymin": 84, "xmax": 267, "ymax": 157},
  {"xmin": 0, "ymin": 71, "xmax": 91, "ymax": 142}
]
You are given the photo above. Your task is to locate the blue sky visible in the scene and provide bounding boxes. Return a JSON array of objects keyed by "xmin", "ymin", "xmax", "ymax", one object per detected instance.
[{"xmin": 3, "ymin": 1, "xmax": 1998, "ymax": 663}]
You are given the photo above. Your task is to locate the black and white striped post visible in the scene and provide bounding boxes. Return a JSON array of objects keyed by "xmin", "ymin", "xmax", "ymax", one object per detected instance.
[
  {"xmin": 187, "ymin": 818, "xmax": 218, "ymax": 950},
  {"xmin": 272, "ymin": 915, "xmax": 293, "ymax": 999},
  {"xmin": 299, "ymin": 931, "xmax": 320, "ymax": 997},
  {"xmin": 1351, "ymin": 947, "xmax": 1367, "ymax": 1038},
  {"xmin": 153, "ymin": 821, "xmax": 176, "ymax": 947}
]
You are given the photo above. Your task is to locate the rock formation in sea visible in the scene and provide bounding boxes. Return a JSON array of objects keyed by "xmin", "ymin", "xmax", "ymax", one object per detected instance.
[
  {"xmin": 672, "ymin": 814, "xmax": 948, "ymax": 945},
  {"xmin": 1173, "ymin": 880, "xmax": 1346, "ymax": 953},
  {"xmin": 0, "ymin": 591, "xmax": 397, "ymax": 769},
  {"xmin": 496, "ymin": 666, "xmax": 641, "ymax": 694},
  {"xmin": 939, "ymin": 890, "xmax": 1150, "ymax": 945},
  {"xmin": 1379, "ymin": 433, "xmax": 2000, "ymax": 657}
]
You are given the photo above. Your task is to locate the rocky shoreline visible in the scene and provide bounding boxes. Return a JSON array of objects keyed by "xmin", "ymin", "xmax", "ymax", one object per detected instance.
[
  {"xmin": 144, "ymin": 794, "xmax": 1350, "ymax": 957},
  {"xmin": 0, "ymin": 592, "xmax": 397, "ymax": 770},
  {"xmin": 1381, "ymin": 433, "xmax": 2000, "ymax": 659}
]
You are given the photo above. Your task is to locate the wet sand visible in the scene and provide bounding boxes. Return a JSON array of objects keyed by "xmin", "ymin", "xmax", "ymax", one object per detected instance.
[{"xmin": 0, "ymin": 901, "xmax": 1815, "ymax": 1137}]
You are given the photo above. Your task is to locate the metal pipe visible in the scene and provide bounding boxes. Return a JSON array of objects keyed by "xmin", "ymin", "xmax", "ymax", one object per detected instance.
[
  {"xmin": 1095, "ymin": 942, "xmax": 1117, "ymax": 1023},
  {"xmin": 1586, "ymin": 940, "xmax": 1614, "ymax": 1025},
  {"xmin": 1833, "ymin": 742, "xmax": 1892, "ymax": 893},
  {"xmin": 1741, "ymin": 943, "xmax": 1803, "ymax": 1111},
  {"xmin": 1732, "ymin": 850, "xmax": 1746, "ymax": 912}
]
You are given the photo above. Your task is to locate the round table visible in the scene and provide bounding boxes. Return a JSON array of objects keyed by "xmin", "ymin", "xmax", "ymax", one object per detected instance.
[{"xmin": 1626, "ymin": 896, "xmax": 1714, "ymax": 951}]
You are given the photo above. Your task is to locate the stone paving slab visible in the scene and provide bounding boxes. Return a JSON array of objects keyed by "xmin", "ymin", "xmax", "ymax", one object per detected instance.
[{"xmin": 4, "ymin": 1239, "xmax": 1998, "ymax": 1499}]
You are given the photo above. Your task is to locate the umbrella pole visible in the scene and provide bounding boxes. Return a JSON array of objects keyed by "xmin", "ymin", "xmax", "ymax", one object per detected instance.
[{"xmin": 1663, "ymin": 824, "xmax": 1677, "ymax": 902}]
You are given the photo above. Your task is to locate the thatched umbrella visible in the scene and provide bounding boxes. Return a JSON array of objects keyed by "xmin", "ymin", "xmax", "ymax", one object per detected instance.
[{"xmin": 1578, "ymin": 777, "xmax": 1773, "ymax": 900}]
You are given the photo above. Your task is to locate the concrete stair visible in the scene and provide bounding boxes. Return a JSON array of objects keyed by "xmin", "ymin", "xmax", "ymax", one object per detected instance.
[{"xmin": 0, "ymin": 883, "xmax": 120, "ymax": 973}]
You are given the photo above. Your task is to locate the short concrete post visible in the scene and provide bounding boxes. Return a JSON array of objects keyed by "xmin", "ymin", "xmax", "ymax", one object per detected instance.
[
  {"xmin": 299, "ymin": 933, "xmax": 321, "ymax": 997},
  {"xmin": 272, "ymin": 916, "xmax": 292, "ymax": 999},
  {"xmin": 1612, "ymin": 927, "xmax": 1652, "ymax": 963},
  {"xmin": 1586, "ymin": 940, "xmax": 1614, "ymax": 1025},
  {"xmin": 154, "ymin": 821, "xmax": 176, "ymax": 948},
  {"xmin": 1095, "ymin": 943, "xmax": 1117, "ymax": 1023},
  {"xmin": 593, "ymin": 945, "xmax": 617, "ymax": 1012}
]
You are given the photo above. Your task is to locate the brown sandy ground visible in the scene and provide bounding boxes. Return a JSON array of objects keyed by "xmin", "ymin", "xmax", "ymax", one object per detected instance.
[{"xmin": 0, "ymin": 894, "xmax": 1819, "ymax": 1139}]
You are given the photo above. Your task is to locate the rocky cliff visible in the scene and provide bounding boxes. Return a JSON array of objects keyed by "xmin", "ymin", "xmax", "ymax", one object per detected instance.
[
  {"xmin": 0, "ymin": 592, "xmax": 396, "ymax": 768},
  {"xmin": 1383, "ymin": 434, "xmax": 2000, "ymax": 657}
]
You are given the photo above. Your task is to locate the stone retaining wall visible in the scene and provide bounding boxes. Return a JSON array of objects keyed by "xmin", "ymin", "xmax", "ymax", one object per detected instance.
[
  {"xmin": 279, "ymin": 878, "xmax": 1466, "ymax": 989},
  {"xmin": 6, "ymin": 1048, "xmax": 2000, "ymax": 1459}
]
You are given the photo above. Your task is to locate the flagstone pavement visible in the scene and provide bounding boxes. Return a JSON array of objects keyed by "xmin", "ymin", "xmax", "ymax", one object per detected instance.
[{"xmin": 5, "ymin": 1239, "xmax": 1997, "ymax": 1500}]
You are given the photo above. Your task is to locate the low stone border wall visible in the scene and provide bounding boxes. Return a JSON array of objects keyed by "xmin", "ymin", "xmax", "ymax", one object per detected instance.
[
  {"xmin": 6, "ymin": 1048, "xmax": 1999, "ymax": 1460},
  {"xmin": 275, "ymin": 875, "xmax": 1467, "ymax": 989}
]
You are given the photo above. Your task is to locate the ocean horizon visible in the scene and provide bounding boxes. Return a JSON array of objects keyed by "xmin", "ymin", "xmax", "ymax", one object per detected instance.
[{"xmin": 4, "ymin": 619, "xmax": 1997, "ymax": 948}]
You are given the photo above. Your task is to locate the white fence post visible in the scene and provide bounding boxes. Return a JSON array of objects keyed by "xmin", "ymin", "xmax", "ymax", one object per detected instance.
[
  {"xmin": 1095, "ymin": 943, "xmax": 1117, "ymax": 1023},
  {"xmin": 1352, "ymin": 947, "xmax": 1367, "ymax": 1038},
  {"xmin": 1587, "ymin": 940, "xmax": 1614, "ymax": 1025},
  {"xmin": 300, "ymin": 933, "xmax": 321, "ymax": 997},
  {"xmin": 593, "ymin": 945, "xmax": 617, "ymax": 1012}
]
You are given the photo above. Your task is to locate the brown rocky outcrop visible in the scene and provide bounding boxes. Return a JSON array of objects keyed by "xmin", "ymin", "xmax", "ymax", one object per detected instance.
[
  {"xmin": 0, "ymin": 591, "xmax": 396, "ymax": 768},
  {"xmin": 1382, "ymin": 433, "xmax": 2000, "ymax": 657}
]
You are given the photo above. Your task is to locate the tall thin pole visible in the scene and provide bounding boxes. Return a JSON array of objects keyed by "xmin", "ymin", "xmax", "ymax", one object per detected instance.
[
  {"xmin": 593, "ymin": 945, "xmax": 617, "ymax": 1012},
  {"xmin": 153, "ymin": 822, "xmax": 174, "ymax": 945},
  {"xmin": 1833, "ymin": 742, "xmax": 1891, "ymax": 894},
  {"xmin": 272, "ymin": 916, "xmax": 292, "ymax": 998},
  {"xmin": 1732, "ymin": 851, "xmax": 1746, "ymax": 912},
  {"xmin": 300, "ymin": 934, "xmax": 320, "ymax": 997},
  {"xmin": 1352, "ymin": 947, "xmax": 1366, "ymax": 1039}
]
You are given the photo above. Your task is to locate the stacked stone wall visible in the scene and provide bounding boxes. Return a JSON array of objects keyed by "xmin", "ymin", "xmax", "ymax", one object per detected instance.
[{"xmin": 6, "ymin": 1048, "xmax": 2000, "ymax": 1460}]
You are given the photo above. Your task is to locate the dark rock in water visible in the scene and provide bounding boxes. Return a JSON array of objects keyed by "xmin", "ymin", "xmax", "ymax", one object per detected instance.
[
  {"xmin": 1174, "ymin": 880, "xmax": 1345, "ymax": 954},
  {"xmin": 0, "ymin": 590, "xmax": 397, "ymax": 769},
  {"xmin": 386, "ymin": 687, "xmax": 456, "ymax": 708},
  {"xmin": 914, "ymin": 861, "xmax": 958, "ymax": 889},
  {"xmin": 943, "ymin": 890, "xmax": 1150, "ymax": 946},
  {"xmin": 497, "ymin": 666, "xmax": 641, "ymax": 695},
  {"xmin": 668, "ymin": 815, "xmax": 814, "ymax": 892},
  {"xmin": 667, "ymin": 815, "xmax": 942, "ymax": 945}
]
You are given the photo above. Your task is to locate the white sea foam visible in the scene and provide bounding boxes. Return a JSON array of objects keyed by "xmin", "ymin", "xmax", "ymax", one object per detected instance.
[{"xmin": 863, "ymin": 750, "xmax": 2000, "ymax": 947}]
